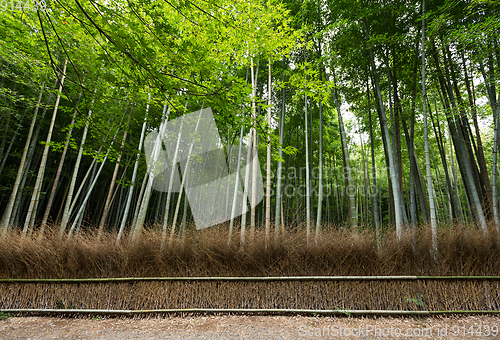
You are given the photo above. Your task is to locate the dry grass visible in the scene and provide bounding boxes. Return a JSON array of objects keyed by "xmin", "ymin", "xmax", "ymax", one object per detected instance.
[
  {"xmin": 0, "ymin": 223, "xmax": 499, "ymax": 279},
  {"xmin": 0, "ymin": 223, "xmax": 499, "ymax": 311}
]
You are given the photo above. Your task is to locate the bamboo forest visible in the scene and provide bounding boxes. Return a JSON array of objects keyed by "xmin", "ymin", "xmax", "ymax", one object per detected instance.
[{"xmin": 1, "ymin": 0, "xmax": 500, "ymax": 288}]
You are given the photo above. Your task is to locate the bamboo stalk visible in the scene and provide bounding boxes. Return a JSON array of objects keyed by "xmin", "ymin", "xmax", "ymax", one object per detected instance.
[
  {"xmin": 0, "ymin": 308, "xmax": 498, "ymax": 315},
  {"xmin": 1, "ymin": 276, "xmax": 500, "ymax": 283},
  {"xmin": 0, "ymin": 83, "xmax": 45, "ymax": 233}
]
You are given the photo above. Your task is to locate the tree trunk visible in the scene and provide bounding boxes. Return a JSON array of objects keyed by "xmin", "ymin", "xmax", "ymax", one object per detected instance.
[
  {"xmin": 0, "ymin": 83, "xmax": 44, "ymax": 233},
  {"xmin": 0, "ymin": 113, "xmax": 22, "ymax": 177},
  {"xmin": 228, "ymin": 125, "xmax": 244, "ymax": 245},
  {"xmin": 40, "ymin": 72, "xmax": 87, "ymax": 233},
  {"xmin": 68, "ymin": 138, "xmax": 117, "ymax": 238},
  {"xmin": 492, "ymin": 90, "xmax": 500, "ymax": 232},
  {"xmin": 406, "ymin": 29, "xmax": 420, "ymax": 250},
  {"xmin": 316, "ymin": 74, "xmax": 324, "ymax": 238},
  {"xmin": 98, "ymin": 110, "xmax": 131, "ymax": 238},
  {"xmin": 422, "ymin": 0, "xmax": 438, "ymax": 257},
  {"xmin": 250, "ymin": 57, "xmax": 260, "ymax": 242},
  {"xmin": 161, "ymin": 103, "xmax": 184, "ymax": 241},
  {"xmin": 304, "ymin": 69, "xmax": 311, "ymax": 243},
  {"xmin": 429, "ymin": 97, "xmax": 461, "ymax": 221},
  {"xmin": 265, "ymin": 57, "xmax": 272, "ymax": 246},
  {"xmin": 117, "ymin": 96, "xmax": 148, "ymax": 244},
  {"xmin": 133, "ymin": 104, "xmax": 170, "ymax": 241},
  {"xmin": 363, "ymin": 13, "xmax": 405, "ymax": 238},
  {"xmin": 274, "ymin": 59, "xmax": 286, "ymax": 238},
  {"xmin": 60, "ymin": 88, "xmax": 97, "ymax": 236},
  {"xmin": 367, "ymin": 78, "xmax": 380, "ymax": 252},
  {"xmin": 462, "ymin": 53, "xmax": 492, "ymax": 217},
  {"xmin": 479, "ymin": 60, "xmax": 500, "ymax": 229},
  {"xmin": 23, "ymin": 59, "xmax": 68, "ymax": 236},
  {"xmin": 240, "ymin": 126, "xmax": 253, "ymax": 249},
  {"xmin": 168, "ymin": 108, "xmax": 204, "ymax": 245},
  {"xmin": 431, "ymin": 41, "xmax": 487, "ymax": 233},
  {"xmin": 329, "ymin": 69, "xmax": 357, "ymax": 230}
]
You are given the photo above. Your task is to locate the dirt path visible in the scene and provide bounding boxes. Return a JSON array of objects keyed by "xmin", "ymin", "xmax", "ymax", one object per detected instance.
[{"xmin": 0, "ymin": 315, "xmax": 499, "ymax": 339}]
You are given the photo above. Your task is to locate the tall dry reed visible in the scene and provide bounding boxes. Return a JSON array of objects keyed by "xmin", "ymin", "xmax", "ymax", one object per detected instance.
[{"xmin": 0, "ymin": 223, "xmax": 498, "ymax": 279}]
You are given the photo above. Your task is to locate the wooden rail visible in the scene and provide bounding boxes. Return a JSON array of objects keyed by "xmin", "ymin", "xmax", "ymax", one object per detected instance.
[
  {"xmin": 0, "ymin": 308, "xmax": 499, "ymax": 315},
  {"xmin": 1, "ymin": 275, "xmax": 500, "ymax": 283}
]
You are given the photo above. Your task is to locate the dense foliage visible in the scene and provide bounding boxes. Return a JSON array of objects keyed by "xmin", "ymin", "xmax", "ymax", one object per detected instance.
[{"xmin": 0, "ymin": 0, "xmax": 499, "ymax": 253}]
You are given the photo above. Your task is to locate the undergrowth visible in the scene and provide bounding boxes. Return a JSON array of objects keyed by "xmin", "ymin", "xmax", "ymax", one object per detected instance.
[{"xmin": 0, "ymin": 223, "xmax": 498, "ymax": 279}]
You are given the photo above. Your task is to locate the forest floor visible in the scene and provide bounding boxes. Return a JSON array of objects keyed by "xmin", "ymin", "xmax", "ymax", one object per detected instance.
[{"xmin": 0, "ymin": 315, "xmax": 499, "ymax": 339}]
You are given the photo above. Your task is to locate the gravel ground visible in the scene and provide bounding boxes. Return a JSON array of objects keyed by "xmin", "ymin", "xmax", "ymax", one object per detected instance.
[{"xmin": 0, "ymin": 315, "xmax": 499, "ymax": 339}]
